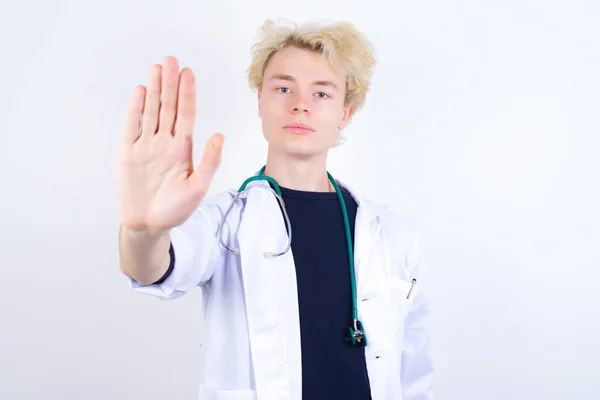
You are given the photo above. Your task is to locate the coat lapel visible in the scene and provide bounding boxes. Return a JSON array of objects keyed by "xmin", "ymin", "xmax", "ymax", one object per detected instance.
[{"xmin": 236, "ymin": 180, "xmax": 301, "ymax": 400}]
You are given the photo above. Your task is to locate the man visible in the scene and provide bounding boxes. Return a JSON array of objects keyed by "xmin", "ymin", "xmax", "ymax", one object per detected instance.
[{"xmin": 117, "ymin": 18, "xmax": 433, "ymax": 400}]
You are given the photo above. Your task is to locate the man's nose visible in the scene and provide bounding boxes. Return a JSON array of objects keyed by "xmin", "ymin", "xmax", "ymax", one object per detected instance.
[{"xmin": 291, "ymin": 93, "xmax": 311, "ymax": 114}]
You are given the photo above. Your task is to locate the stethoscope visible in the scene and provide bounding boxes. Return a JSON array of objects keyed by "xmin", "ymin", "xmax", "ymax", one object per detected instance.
[{"xmin": 217, "ymin": 165, "xmax": 367, "ymax": 347}]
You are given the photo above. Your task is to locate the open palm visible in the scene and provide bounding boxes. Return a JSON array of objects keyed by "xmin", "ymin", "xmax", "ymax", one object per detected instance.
[{"xmin": 116, "ymin": 56, "xmax": 224, "ymax": 233}]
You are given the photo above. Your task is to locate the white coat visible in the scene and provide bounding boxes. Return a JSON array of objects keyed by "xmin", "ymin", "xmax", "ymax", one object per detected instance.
[{"xmin": 125, "ymin": 177, "xmax": 434, "ymax": 400}]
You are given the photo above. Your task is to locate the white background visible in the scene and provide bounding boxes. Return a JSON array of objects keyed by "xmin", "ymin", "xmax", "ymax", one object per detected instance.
[{"xmin": 1, "ymin": 0, "xmax": 599, "ymax": 399}]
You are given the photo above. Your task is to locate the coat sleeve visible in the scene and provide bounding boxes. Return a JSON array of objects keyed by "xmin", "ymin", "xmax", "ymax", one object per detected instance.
[
  {"xmin": 399, "ymin": 229, "xmax": 435, "ymax": 399},
  {"xmin": 122, "ymin": 191, "xmax": 234, "ymax": 300}
]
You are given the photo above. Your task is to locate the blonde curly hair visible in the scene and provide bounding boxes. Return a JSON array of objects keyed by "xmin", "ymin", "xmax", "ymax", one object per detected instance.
[{"xmin": 247, "ymin": 18, "xmax": 377, "ymax": 114}]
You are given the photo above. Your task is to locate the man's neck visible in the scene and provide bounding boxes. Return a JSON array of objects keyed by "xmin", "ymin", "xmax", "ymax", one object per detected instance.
[{"xmin": 263, "ymin": 150, "xmax": 333, "ymax": 193}]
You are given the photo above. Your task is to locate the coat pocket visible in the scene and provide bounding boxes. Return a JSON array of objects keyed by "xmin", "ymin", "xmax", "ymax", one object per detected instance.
[
  {"xmin": 357, "ymin": 276, "xmax": 413, "ymax": 350},
  {"xmin": 198, "ymin": 385, "xmax": 257, "ymax": 400}
]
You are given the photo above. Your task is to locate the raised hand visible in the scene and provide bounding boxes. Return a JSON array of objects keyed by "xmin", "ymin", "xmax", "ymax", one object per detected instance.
[{"xmin": 116, "ymin": 56, "xmax": 224, "ymax": 234}]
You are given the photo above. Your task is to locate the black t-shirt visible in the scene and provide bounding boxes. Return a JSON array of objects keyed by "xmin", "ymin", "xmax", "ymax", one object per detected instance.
[
  {"xmin": 278, "ymin": 185, "xmax": 371, "ymax": 400},
  {"xmin": 157, "ymin": 185, "xmax": 372, "ymax": 399}
]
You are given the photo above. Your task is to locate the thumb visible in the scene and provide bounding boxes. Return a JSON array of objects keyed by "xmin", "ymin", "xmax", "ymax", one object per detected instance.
[{"xmin": 188, "ymin": 133, "xmax": 224, "ymax": 197}]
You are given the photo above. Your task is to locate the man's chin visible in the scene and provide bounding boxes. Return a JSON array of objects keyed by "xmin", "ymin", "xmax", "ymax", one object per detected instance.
[{"xmin": 270, "ymin": 142, "xmax": 329, "ymax": 159}]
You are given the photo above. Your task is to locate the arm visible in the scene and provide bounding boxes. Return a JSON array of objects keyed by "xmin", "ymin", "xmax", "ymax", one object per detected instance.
[
  {"xmin": 119, "ymin": 225, "xmax": 172, "ymax": 286},
  {"xmin": 120, "ymin": 192, "xmax": 234, "ymax": 300}
]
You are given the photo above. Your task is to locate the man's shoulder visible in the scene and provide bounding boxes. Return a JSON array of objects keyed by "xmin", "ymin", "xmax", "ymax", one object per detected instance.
[
  {"xmin": 356, "ymin": 194, "xmax": 421, "ymax": 267},
  {"xmin": 199, "ymin": 187, "xmax": 239, "ymax": 207},
  {"xmin": 379, "ymin": 207, "xmax": 420, "ymax": 241},
  {"xmin": 354, "ymin": 193, "xmax": 419, "ymax": 240}
]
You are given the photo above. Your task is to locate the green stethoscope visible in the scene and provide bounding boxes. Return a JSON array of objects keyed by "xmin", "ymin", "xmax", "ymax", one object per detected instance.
[{"xmin": 218, "ymin": 165, "xmax": 367, "ymax": 346}]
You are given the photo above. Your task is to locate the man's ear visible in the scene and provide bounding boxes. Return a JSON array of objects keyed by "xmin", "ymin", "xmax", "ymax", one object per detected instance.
[
  {"xmin": 338, "ymin": 106, "xmax": 354, "ymax": 129},
  {"xmin": 257, "ymin": 90, "xmax": 262, "ymax": 117}
]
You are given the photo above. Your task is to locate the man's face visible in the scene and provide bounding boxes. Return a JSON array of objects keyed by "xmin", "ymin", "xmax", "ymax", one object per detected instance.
[{"xmin": 258, "ymin": 46, "xmax": 353, "ymax": 159}]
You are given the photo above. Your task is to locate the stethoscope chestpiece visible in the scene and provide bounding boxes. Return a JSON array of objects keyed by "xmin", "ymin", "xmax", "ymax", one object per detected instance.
[{"xmin": 347, "ymin": 319, "xmax": 367, "ymax": 347}]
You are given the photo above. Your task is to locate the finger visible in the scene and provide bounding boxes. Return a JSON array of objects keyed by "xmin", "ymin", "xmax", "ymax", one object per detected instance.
[
  {"xmin": 189, "ymin": 133, "xmax": 224, "ymax": 196},
  {"xmin": 141, "ymin": 64, "xmax": 162, "ymax": 136},
  {"xmin": 123, "ymin": 85, "xmax": 145, "ymax": 144},
  {"xmin": 157, "ymin": 56, "xmax": 180, "ymax": 135},
  {"xmin": 174, "ymin": 68, "xmax": 196, "ymax": 138}
]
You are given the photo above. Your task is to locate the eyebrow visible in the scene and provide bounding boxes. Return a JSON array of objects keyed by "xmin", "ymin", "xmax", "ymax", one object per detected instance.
[{"xmin": 268, "ymin": 73, "xmax": 339, "ymax": 90}]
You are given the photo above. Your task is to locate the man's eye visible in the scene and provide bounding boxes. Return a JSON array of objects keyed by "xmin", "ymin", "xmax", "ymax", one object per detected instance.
[
  {"xmin": 277, "ymin": 87, "xmax": 290, "ymax": 93},
  {"xmin": 316, "ymin": 92, "xmax": 329, "ymax": 98}
]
